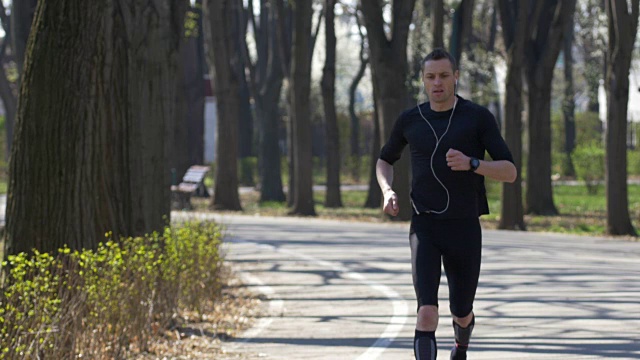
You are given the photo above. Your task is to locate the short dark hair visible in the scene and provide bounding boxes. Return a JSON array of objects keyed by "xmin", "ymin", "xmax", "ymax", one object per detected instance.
[{"xmin": 422, "ymin": 48, "xmax": 457, "ymax": 72}]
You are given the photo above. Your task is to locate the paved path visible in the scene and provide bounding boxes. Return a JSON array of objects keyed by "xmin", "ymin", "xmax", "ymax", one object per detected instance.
[{"xmin": 173, "ymin": 212, "xmax": 640, "ymax": 359}]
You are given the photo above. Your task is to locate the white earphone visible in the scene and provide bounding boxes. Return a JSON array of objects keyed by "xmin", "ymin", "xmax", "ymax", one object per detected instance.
[{"xmin": 415, "ymin": 91, "xmax": 458, "ymax": 215}]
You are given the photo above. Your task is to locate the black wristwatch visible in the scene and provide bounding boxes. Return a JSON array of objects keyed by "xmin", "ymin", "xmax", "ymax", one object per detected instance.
[{"xmin": 469, "ymin": 157, "xmax": 480, "ymax": 172}]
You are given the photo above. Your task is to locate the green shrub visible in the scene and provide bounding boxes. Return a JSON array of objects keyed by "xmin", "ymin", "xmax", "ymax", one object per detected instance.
[
  {"xmin": 0, "ymin": 221, "xmax": 224, "ymax": 359},
  {"xmin": 571, "ymin": 142, "xmax": 605, "ymax": 194}
]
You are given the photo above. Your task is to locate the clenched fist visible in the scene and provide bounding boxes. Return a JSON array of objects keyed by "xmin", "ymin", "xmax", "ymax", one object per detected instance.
[
  {"xmin": 383, "ymin": 190, "xmax": 399, "ymax": 217},
  {"xmin": 446, "ymin": 148, "xmax": 471, "ymax": 171}
]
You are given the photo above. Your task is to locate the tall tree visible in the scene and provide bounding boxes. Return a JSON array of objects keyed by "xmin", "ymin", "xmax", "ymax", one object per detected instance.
[
  {"xmin": 0, "ymin": 3, "xmax": 16, "ymax": 160},
  {"xmin": 173, "ymin": 2, "xmax": 206, "ymax": 179},
  {"xmin": 244, "ymin": 0, "xmax": 287, "ymax": 202},
  {"xmin": 360, "ymin": 0, "xmax": 416, "ymax": 221},
  {"xmin": 5, "ymin": 0, "xmax": 188, "ymax": 256},
  {"xmin": 322, "ymin": 0, "xmax": 342, "ymax": 208},
  {"xmin": 289, "ymin": 0, "xmax": 316, "ymax": 215},
  {"xmin": 498, "ymin": 0, "xmax": 527, "ymax": 230},
  {"xmin": 364, "ymin": 77, "xmax": 382, "ymax": 208},
  {"xmin": 11, "ymin": 0, "xmax": 38, "ymax": 76},
  {"xmin": 524, "ymin": 0, "xmax": 576, "ymax": 215},
  {"xmin": 562, "ymin": 11, "xmax": 576, "ymax": 177},
  {"xmin": 432, "ymin": 0, "xmax": 445, "ymax": 48},
  {"xmin": 604, "ymin": 0, "xmax": 638, "ymax": 236},
  {"xmin": 203, "ymin": 0, "xmax": 243, "ymax": 210},
  {"xmin": 449, "ymin": 0, "xmax": 475, "ymax": 67},
  {"xmin": 348, "ymin": 8, "xmax": 368, "ymax": 182},
  {"xmin": 235, "ymin": 2, "xmax": 256, "ymax": 186}
]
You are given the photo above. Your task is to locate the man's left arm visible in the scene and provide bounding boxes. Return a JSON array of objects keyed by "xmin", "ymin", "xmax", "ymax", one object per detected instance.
[{"xmin": 446, "ymin": 149, "xmax": 516, "ymax": 183}]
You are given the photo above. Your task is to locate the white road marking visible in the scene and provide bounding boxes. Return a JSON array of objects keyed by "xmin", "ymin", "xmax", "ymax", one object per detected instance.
[{"xmin": 230, "ymin": 238, "xmax": 409, "ymax": 360}]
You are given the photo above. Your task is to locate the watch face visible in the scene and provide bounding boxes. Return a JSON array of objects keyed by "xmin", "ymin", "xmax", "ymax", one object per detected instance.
[{"xmin": 471, "ymin": 158, "xmax": 480, "ymax": 170}]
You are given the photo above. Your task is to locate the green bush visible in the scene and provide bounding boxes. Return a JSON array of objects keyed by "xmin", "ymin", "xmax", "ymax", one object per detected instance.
[
  {"xmin": 0, "ymin": 221, "xmax": 224, "ymax": 359},
  {"xmin": 571, "ymin": 142, "xmax": 605, "ymax": 194}
]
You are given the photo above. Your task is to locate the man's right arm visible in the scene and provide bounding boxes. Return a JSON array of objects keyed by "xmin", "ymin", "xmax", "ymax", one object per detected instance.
[{"xmin": 376, "ymin": 159, "xmax": 399, "ymax": 217}]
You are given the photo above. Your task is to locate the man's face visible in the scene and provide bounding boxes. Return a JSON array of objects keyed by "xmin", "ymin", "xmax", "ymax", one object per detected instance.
[{"xmin": 422, "ymin": 58, "xmax": 458, "ymax": 105}]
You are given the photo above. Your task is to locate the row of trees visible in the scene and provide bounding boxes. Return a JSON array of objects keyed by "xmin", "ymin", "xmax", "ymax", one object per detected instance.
[
  {"xmin": 212, "ymin": 0, "xmax": 639, "ymax": 234},
  {"xmin": 2, "ymin": 0, "xmax": 639, "ymax": 258}
]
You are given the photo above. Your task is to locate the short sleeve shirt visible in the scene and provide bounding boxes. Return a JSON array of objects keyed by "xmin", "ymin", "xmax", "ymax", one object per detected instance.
[{"xmin": 379, "ymin": 96, "xmax": 514, "ymax": 219}]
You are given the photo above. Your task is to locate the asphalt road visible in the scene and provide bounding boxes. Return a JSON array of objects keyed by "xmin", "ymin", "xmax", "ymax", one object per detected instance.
[{"xmin": 173, "ymin": 212, "xmax": 640, "ymax": 360}]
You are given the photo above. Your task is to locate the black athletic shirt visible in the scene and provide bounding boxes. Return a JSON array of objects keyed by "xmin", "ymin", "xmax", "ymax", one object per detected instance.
[{"xmin": 379, "ymin": 96, "xmax": 514, "ymax": 219}]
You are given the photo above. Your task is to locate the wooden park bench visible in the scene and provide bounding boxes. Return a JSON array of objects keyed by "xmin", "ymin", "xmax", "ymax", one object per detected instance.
[{"xmin": 170, "ymin": 165, "xmax": 211, "ymax": 210}]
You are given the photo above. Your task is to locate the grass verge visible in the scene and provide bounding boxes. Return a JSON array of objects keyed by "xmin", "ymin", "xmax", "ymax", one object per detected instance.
[{"xmin": 194, "ymin": 183, "xmax": 640, "ymax": 240}]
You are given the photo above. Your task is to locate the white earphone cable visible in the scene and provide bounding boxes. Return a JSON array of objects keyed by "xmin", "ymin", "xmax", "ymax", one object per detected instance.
[{"xmin": 416, "ymin": 93, "xmax": 458, "ymax": 215}]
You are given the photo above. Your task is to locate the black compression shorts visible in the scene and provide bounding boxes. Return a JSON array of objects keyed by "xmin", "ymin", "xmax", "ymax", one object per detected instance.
[{"xmin": 409, "ymin": 214, "xmax": 482, "ymax": 317}]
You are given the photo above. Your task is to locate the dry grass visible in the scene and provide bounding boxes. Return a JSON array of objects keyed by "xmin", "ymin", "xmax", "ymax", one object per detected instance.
[{"xmin": 132, "ymin": 268, "xmax": 263, "ymax": 360}]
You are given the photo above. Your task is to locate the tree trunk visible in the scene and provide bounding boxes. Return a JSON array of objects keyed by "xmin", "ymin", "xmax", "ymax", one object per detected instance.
[
  {"xmin": 244, "ymin": 0, "xmax": 286, "ymax": 203},
  {"xmin": 203, "ymin": 0, "xmax": 242, "ymax": 211},
  {"xmin": 289, "ymin": 0, "xmax": 315, "ymax": 216},
  {"xmin": 604, "ymin": 0, "xmax": 638, "ymax": 236},
  {"xmin": 498, "ymin": 0, "xmax": 527, "ymax": 231},
  {"xmin": 235, "ymin": 4, "xmax": 255, "ymax": 186},
  {"xmin": 4, "ymin": 0, "xmax": 187, "ymax": 257},
  {"xmin": 432, "ymin": 0, "xmax": 445, "ymax": 48},
  {"xmin": 322, "ymin": 0, "xmax": 342, "ymax": 208},
  {"xmin": 189, "ymin": 0, "xmax": 206, "ymax": 167},
  {"xmin": 526, "ymin": 80, "xmax": 558, "ymax": 215},
  {"xmin": 11, "ymin": 0, "xmax": 37, "ymax": 76},
  {"xmin": 348, "ymin": 56, "xmax": 367, "ymax": 182},
  {"xmin": 173, "ymin": 6, "xmax": 205, "ymax": 180},
  {"xmin": 257, "ymin": 87, "xmax": 286, "ymax": 202},
  {"xmin": 449, "ymin": 0, "xmax": 475, "ymax": 67},
  {"xmin": 364, "ymin": 81, "xmax": 382, "ymax": 209},
  {"xmin": 0, "ymin": 58, "xmax": 15, "ymax": 161},
  {"xmin": 562, "ymin": 13, "xmax": 576, "ymax": 177},
  {"xmin": 524, "ymin": 0, "xmax": 576, "ymax": 216},
  {"xmin": 361, "ymin": 0, "xmax": 416, "ymax": 221},
  {"xmin": 348, "ymin": 11, "xmax": 368, "ymax": 182}
]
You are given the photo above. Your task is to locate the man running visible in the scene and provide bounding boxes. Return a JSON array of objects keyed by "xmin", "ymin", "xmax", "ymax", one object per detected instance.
[{"xmin": 376, "ymin": 48, "xmax": 516, "ymax": 359}]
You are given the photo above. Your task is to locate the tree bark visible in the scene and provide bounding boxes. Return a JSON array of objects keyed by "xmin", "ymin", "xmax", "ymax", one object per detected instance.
[
  {"xmin": 562, "ymin": 12, "xmax": 576, "ymax": 177},
  {"xmin": 4, "ymin": 0, "xmax": 187, "ymax": 256},
  {"xmin": 497, "ymin": 0, "xmax": 527, "ymax": 230},
  {"xmin": 0, "ymin": 3, "xmax": 16, "ymax": 160},
  {"xmin": 173, "ymin": 4, "xmax": 206, "ymax": 180},
  {"xmin": 524, "ymin": 0, "xmax": 576, "ymax": 216},
  {"xmin": 364, "ymin": 78, "xmax": 382, "ymax": 208},
  {"xmin": 432, "ymin": 0, "xmax": 445, "ymax": 49},
  {"xmin": 235, "ymin": 3, "xmax": 255, "ymax": 186},
  {"xmin": 244, "ymin": 0, "xmax": 286, "ymax": 203},
  {"xmin": 348, "ymin": 54, "xmax": 367, "ymax": 182},
  {"xmin": 361, "ymin": 0, "xmax": 416, "ymax": 221},
  {"xmin": 348, "ymin": 9, "xmax": 368, "ymax": 182},
  {"xmin": 449, "ymin": 0, "xmax": 475, "ymax": 67},
  {"xmin": 0, "ymin": 54, "xmax": 16, "ymax": 161},
  {"xmin": 289, "ymin": 0, "xmax": 316, "ymax": 216},
  {"xmin": 604, "ymin": 0, "xmax": 638, "ymax": 236},
  {"xmin": 322, "ymin": 0, "xmax": 342, "ymax": 208},
  {"xmin": 203, "ymin": 0, "xmax": 243, "ymax": 210},
  {"xmin": 11, "ymin": 0, "xmax": 37, "ymax": 76}
]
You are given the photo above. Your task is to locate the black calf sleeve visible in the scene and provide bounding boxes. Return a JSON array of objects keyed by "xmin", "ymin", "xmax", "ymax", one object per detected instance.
[
  {"xmin": 414, "ymin": 329, "xmax": 437, "ymax": 360},
  {"xmin": 453, "ymin": 315, "xmax": 475, "ymax": 350}
]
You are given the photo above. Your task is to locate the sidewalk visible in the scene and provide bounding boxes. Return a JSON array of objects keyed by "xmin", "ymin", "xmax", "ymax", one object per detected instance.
[{"xmin": 177, "ymin": 212, "xmax": 640, "ymax": 359}]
